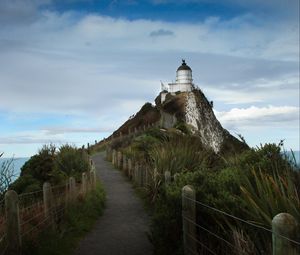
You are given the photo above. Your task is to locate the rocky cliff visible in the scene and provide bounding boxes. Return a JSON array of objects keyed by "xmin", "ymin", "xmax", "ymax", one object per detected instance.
[{"xmin": 112, "ymin": 88, "xmax": 248, "ymax": 155}]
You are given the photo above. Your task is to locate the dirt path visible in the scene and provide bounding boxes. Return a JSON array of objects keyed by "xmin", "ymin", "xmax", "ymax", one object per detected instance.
[{"xmin": 74, "ymin": 152, "xmax": 153, "ymax": 255}]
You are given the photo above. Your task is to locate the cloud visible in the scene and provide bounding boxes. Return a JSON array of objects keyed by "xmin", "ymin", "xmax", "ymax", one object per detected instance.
[
  {"xmin": 0, "ymin": 0, "xmax": 51, "ymax": 25},
  {"xmin": 0, "ymin": 11, "xmax": 298, "ymax": 115},
  {"xmin": 0, "ymin": 8, "xmax": 298, "ymax": 154},
  {"xmin": 149, "ymin": 29, "xmax": 174, "ymax": 37},
  {"xmin": 0, "ymin": 135, "xmax": 65, "ymax": 145},
  {"xmin": 42, "ymin": 126, "xmax": 114, "ymax": 135},
  {"xmin": 215, "ymin": 105, "xmax": 299, "ymax": 130}
]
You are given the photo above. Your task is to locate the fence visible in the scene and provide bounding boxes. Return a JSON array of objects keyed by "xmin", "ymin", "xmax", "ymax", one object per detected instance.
[
  {"xmin": 108, "ymin": 149, "xmax": 153, "ymax": 189},
  {"xmin": 106, "ymin": 147, "xmax": 299, "ymax": 255},
  {"xmin": 0, "ymin": 165, "xmax": 97, "ymax": 255},
  {"xmin": 181, "ymin": 185, "xmax": 300, "ymax": 255},
  {"xmin": 100, "ymin": 122, "xmax": 158, "ymax": 150}
]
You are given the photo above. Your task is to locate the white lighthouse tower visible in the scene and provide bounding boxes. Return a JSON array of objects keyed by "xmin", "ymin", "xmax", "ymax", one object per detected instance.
[{"xmin": 168, "ymin": 59, "xmax": 194, "ymax": 93}]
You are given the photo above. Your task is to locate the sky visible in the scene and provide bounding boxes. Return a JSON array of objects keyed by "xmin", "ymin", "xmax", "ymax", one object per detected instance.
[{"xmin": 0, "ymin": 0, "xmax": 299, "ymax": 157}]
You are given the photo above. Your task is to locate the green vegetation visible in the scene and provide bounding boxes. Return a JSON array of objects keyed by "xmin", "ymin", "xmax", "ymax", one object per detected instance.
[
  {"xmin": 23, "ymin": 182, "xmax": 105, "ymax": 255},
  {"xmin": 11, "ymin": 144, "xmax": 91, "ymax": 194},
  {"xmin": 88, "ymin": 141, "xmax": 106, "ymax": 155},
  {"xmin": 3, "ymin": 144, "xmax": 106, "ymax": 255},
  {"xmin": 112, "ymin": 127, "xmax": 300, "ymax": 254}
]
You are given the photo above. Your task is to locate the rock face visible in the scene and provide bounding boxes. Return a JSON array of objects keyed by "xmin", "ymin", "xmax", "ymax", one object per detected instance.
[
  {"xmin": 184, "ymin": 91, "xmax": 224, "ymax": 152},
  {"xmin": 156, "ymin": 89, "xmax": 237, "ymax": 153},
  {"xmin": 112, "ymin": 88, "xmax": 248, "ymax": 154}
]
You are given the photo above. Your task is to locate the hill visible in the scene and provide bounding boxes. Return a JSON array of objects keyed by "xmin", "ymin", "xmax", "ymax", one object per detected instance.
[{"xmin": 110, "ymin": 88, "xmax": 248, "ymax": 156}]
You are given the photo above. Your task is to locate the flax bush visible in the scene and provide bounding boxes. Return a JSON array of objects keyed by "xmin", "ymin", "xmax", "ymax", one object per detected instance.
[{"xmin": 148, "ymin": 142, "xmax": 300, "ymax": 254}]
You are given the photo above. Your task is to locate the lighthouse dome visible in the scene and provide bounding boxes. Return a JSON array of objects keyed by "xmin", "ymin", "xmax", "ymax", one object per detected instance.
[
  {"xmin": 176, "ymin": 59, "xmax": 193, "ymax": 84},
  {"xmin": 177, "ymin": 59, "xmax": 192, "ymax": 71}
]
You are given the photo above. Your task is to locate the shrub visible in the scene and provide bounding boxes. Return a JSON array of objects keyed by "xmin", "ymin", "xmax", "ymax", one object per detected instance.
[
  {"xmin": 11, "ymin": 144, "xmax": 91, "ymax": 194},
  {"xmin": 149, "ymin": 134, "xmax": 217, "ymax": 175},
  {"xmin": 20, "ymin": 144, "xmax": 56, "ymax": 182},
  {"xmin": 54, "ymin": 144, "xmax": 91, "ymax": 182}
]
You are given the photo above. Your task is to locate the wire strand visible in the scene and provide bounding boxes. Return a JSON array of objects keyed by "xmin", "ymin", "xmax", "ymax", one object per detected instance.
[
  {"xmin": 183, "ymin": 216, "xmax": 235, "ymax": 248},
  {"xmin": 18, "ymin": 189, "xmax": 43, "ymax": 198},
  {"xmin": 21, "ymin": 216, "xmax": 49, "ymax": 237},
  {"xmin": 20, "ymin": 210, "xmax": 45, "ymax": 226},
  {"xmin": 186, "ymin": 245, "xmax": 198, "ymax": 255},
  {"xmin": 186, "ymin": 232, "xmax": 218, "ymax": 255},
  {"xmin": 20, "ymin": 201, "xmax": 43, "ymax": 212},
  {"xmin": 183, "ymin": 195, "xmax": 300, "ymax": 246}
]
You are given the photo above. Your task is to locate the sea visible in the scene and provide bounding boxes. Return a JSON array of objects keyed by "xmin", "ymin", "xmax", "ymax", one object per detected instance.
[
  {"xmin": 0, "ymin": 151, "xmax": 299, "ymax": 180},
  {"xmin": 0, "ymin": 157, "xmax": 30, "ymax": 181}
]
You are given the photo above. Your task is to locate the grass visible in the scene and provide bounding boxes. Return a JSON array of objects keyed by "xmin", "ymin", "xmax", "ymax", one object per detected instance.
[{"xmin": 23, "ymin": 182, "xmax": 106, "ymax": 255}]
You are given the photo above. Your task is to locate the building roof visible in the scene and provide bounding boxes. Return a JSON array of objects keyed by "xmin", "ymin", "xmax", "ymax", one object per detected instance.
[{"xmin": 177, "ymin": 59, "xmax": 192, "ymax": 71}]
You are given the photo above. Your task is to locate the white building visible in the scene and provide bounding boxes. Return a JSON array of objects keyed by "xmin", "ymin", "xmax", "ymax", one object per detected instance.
[
  {"xmin": 160, "ymin": 60, "xmax": 195, "ymax": 103},
  {"xmin": 162, "ymin": 59, "xmax": 194, "ymax": 93}
]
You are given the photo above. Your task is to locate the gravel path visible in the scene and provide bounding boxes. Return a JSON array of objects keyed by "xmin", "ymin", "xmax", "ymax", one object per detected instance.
[{"xmin": 74, "ymin": 152, "xmax": 153, "ymax": 255}]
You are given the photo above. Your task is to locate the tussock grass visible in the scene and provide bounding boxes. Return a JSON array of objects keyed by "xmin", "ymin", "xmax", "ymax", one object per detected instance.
[{"xmin": 23, "ymin": 182, "xmax": 105, "ymax": 255}]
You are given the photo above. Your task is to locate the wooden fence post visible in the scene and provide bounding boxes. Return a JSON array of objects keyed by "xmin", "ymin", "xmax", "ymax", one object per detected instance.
[
  {"xmin": 81, "ymin": 172, "xmax": 87, "ymax": 196},
  {"xmin": 117, "ymin": 151, "xmax": 122, "ymax": 169},
  {"xmin": 138, "ymin": 165, "xmax": 143, "ymax": 187},
  {"xmin": 43, "ymin": 182, "xmax": 55, "ymax": 228},
  {"xmin": 145, "ymin": 167, "xmax": 150, "ymax": 187},
  {"xmin": 174, "ymin": 173, "xmax": 179, "ymax": 181},
  {"xmin": 5, "ymin": 190, "xmax": 21, "ymax": 254},
  {"xmin": 182, "ymin": 185, "xmax": 197, "ymax": 255},
  {"xmin": 132, "ymin": 161, "xmax": 136, "ymax": 182},
  {"xmin": 123, "ymin": 155, "xmax": 127, "ymax": 175},
  {"xmin": 128, "ymin": 159, "xmax": 132, "ymax": 179},
  {"xmin": 141, "ymin": 167, "xmax": 146, "ymax": 187},
  {"xmin": 272, "ymin": 213, "xmax": 298, "ymax": 255},
  {"xmin": 86, "ymin": 171, "xmax": 92, "ymax": 193},
  {"xmin": 165, "ymin": 171, "xmax": 171, "ymax": 185},
  {"xmin": 69, "ymin": 177, "xmax": 76, "ymax": 202},
  {"xmin": 92, "ymin": 170, "xmax": 97, "ymax": 189},
  {"xmin": 112, "ymin": 149, "xmax": 116, "ymax": 165},
  {"xmin": 106, "ymin": 146, "xmax": 112, "ymax": 161},
  {"xmin": 134, "ymin": 163, "xmax": 139, "ymax": 185}
]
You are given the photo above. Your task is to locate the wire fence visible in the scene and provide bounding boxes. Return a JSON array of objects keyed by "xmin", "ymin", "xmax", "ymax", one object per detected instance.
[
  {"xmin": 182, "ymin": 191, "xmax": 300, "ymax": 255},
  {"xmin": 0, "ymin": 166, "xmax": 97, "ymax": 255}
]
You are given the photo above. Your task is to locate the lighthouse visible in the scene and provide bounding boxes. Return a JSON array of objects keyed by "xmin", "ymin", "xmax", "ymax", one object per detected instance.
[{"xmin": 167, "ymin": 59, "xmax": 194, "ymax": 93}]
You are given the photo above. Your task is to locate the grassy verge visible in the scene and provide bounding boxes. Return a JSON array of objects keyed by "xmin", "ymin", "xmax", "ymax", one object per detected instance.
[{"xmin": 23, "ymin": 182, "xmax": 106, "ymax": 255}]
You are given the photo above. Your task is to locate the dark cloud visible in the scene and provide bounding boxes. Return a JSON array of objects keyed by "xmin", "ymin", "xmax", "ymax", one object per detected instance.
[
  {"xmin": 0, "ymin": 0, "xmax": 50, "ymax": 26},
  {"xmin": 149, "ymin": 29, "xmax": 174, "ymax": 37}
]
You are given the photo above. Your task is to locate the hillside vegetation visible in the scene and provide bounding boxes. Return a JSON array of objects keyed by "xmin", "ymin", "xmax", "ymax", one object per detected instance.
[
  {"xmin": 10, "ymin": 144, "xmax": 91, "ymax": 194},
  {"xmin": 108, "ymin": 127, "xmax": 300, "ymax": 254},
  {"xmin": 1, "ymin": 144, "xmax": 106, "ymax": 255}
]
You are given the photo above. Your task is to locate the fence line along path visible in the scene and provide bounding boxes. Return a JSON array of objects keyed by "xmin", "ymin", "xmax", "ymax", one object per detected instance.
[{"xmin": 74, "ymin": 152, "xmax": 153, "ymax": 255}]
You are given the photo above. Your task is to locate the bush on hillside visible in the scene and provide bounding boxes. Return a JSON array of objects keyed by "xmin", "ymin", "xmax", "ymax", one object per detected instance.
[
  {"xmin": 11, "ymin": 144, "xmax": 91, "ymax": 194},
  {"xmin": 149, "ymin": 134, "xmax": 217, "ymax": 175},
  {"xmin": 53, "ymin": 144, "xmax": 91, "ymax": 182},
  {"xmin": 148, "ymin": 142, "xmax": 300, "ymax": 254}
]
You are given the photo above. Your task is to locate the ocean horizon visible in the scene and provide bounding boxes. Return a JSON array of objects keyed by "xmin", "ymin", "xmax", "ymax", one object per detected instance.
[
  {"xmin": 0, "ymin": 150, "xmax": 299, "ymax": 181},
  {"xmin": 0, "ymin": 157, "xmax": 29, "ymax": 181}
]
